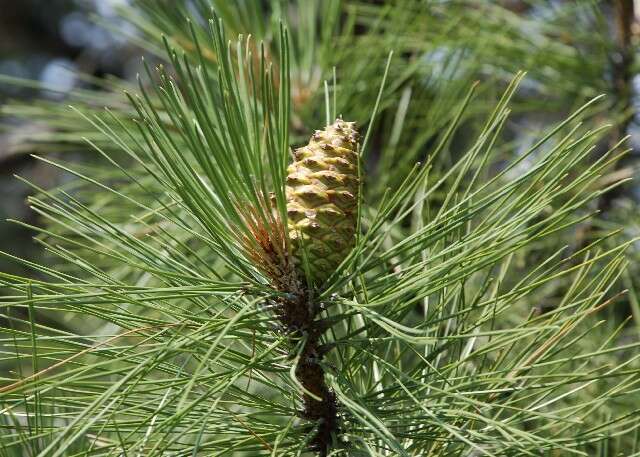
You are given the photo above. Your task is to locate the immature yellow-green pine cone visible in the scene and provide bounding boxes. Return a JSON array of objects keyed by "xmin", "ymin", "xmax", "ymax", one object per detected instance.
[{"xmin": 286, "ymin": 119, "xmax": 360, "ymax": 285}]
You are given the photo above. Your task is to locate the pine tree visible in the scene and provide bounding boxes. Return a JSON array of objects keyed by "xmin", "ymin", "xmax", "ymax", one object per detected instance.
[{"xmin": 1, "ymin": 1, "xmax": 639, "ymax": 456}]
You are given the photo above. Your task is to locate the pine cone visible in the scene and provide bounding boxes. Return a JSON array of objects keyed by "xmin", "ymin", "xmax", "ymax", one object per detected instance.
[{"xmin": 286, "ymin": 119, "xmax": 360, "ymax": 285}]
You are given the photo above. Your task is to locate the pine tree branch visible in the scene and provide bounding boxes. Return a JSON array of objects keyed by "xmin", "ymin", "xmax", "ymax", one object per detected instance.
[{"xmin": 268, "ymin": 282, "xmax": 339, "ymax": 455}]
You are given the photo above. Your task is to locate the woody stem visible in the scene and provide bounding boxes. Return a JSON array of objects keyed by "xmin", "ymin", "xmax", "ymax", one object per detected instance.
[{"xmin": 280, "ymin": 293, "xmax": 339, "ymax": 456}]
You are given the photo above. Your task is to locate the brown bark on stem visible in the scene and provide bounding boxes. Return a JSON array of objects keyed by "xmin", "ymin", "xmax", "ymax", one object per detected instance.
[{"xmin": 279, "ymin": 292, "xmax": 339, "ymax": 457}]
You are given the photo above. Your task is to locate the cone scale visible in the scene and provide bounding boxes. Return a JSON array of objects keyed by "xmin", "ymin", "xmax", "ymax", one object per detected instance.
[{"xmin": 286, "ymin": 119, "xmax": 360, "ymax": 285}]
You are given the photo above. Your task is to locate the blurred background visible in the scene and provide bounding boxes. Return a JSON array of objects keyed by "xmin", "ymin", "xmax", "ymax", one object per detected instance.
[{"xmin": 0, "ymin": 0, "xmax": 139, "ymax": 275}]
